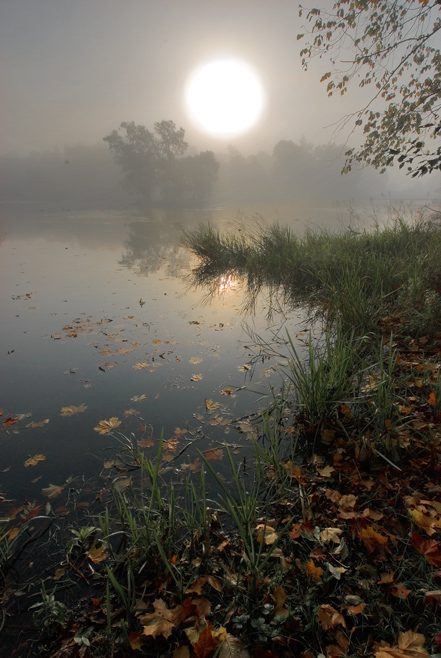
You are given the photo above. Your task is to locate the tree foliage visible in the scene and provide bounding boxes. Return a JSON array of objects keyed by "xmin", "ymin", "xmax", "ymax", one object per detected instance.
[
  {"xmin": 298, "ymin": 0, "xmax": 441, "ymax": 176},
  {"xmin": 103, "ymin": 120, "xmax": 218, "ymax": 205}
]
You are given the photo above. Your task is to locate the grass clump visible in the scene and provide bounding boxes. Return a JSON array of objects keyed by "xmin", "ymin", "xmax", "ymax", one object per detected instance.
[{"xmin": 183, "ymin": 210, "xmax": 441, "ymax": 337}]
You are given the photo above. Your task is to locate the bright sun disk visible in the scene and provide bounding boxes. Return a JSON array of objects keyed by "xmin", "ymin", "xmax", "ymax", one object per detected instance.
[{"xmin": 185, "ymin": 58, "xmax": 264, "ymax": 136}]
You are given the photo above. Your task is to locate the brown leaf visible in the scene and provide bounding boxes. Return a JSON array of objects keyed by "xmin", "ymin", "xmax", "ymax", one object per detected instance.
[
  {"xmin": 60, "ymin": 404, "xmax": 87, "ymax": 416},
  {"xmin": 24, "ymin": 454, "xmax": 46, "ymax": 467},
  {"xmin": 273, "ymin": 586, "xmax": 289, "ymax": 619},
  {"xmin": 173, "ymin": 648, "xmax": 190, "ymax": 658},
  {"xmin": 391, "ymin": 583, "xmax": 411, "ymax": 599},
  {"xmin": 53, "ymin": 568, "xmax": 65, "ymax": 581},
  {"xmin": 379, "ymin": 571, "xmax": 395, "ymax": 584},
  {"xmin": 412, "ymin": 532, "xmax": 441, "ymax": 566},
  {"xmin": 138, "ymin": 437, "xmax": 154, "ymax": 448},
  {"xmin": 256, "ymin": 524, "xmax": 279, "ymax": 545},
  {"xmin": 94, "ymin": 417, "xmax": 121, "ymax": 434},
  {"xmin": 186, "ymin": 577, "xmax": 208, "ymax": 594},
  {"xmin": 204, "ymin": 399, "xmax": 219, "ymax": 410},
  {"xmin": 205, "ymin": 448, "xmax": 224, "ymax": 460},
  {"xmin": 129, "ymin": 632, "xmax": 144, "ymax": 650},
  {"xmin": 375, "ymin": 630, "xmax": 429, "ymax": 658},
  {"xmin": 3, "ymin": 417, "xmax": 18, "ymax": 427},
  {"xmin": 318, "ymin": 604, "xmax": 346, "ymax": 630},
  {"xmin": 305, "ymin": 560, "xmax": 323, "ymax": 583},
  {"xmin": 88, "ymin": 545, "xmax": 108, "ymax": 563},
  {"xmin": 41, "ymin": 483, "xmax": 63, "ymax": 499},
  {"xmin": 26, "ymin": 419, "xmax": 50, "ymax": 428}
]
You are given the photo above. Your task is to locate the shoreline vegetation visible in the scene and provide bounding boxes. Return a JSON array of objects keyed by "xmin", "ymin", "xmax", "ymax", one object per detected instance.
[{"xmin": 3, "ymin": 208, "xmax": 441, "ymax": 657}]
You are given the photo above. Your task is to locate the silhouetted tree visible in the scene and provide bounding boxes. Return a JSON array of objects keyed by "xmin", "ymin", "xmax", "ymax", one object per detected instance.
[{"xmin": 103, "ymin": 120, "xmax": 219, "ymax": 206}]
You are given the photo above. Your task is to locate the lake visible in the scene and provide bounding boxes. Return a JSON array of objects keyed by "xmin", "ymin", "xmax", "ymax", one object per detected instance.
[{"xmin": 0, "ymin": 198, "xmax": 434, "ymax": 506}]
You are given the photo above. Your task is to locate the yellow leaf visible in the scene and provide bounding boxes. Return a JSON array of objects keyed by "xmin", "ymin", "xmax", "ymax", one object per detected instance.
[
  {"xmin": 88, "ymin": 545, "xmax": 108, "ymax": 563},
  {"xmin": 94, "ymin": 417, "xmax": 121, "ymax": 434},
  {"xmin": 24, "ymin": 454, "xmax": 46, "ymax": 467},
  {"xmin": 132, "ymin": 362, "xmax": 150, "ymax": 370},
  {"xmin": 305, "ymin": 560, "xmax": 323, "ymax": 583},
  {"xmin": 204, "ymin": 399, "xmax": 219, "ymax": 410},
  {"xmin": 41, "ymin": 483, "xmax": 63, "ymax": 499},
  {"xmin": 189, "ymin": 357, "xmax": 203, "ymax": 364},
  {"xmin": 318, "ymin": 465, "xmax": 335, "ymax": 477},
  {"xmin": 256, "ymin": 523, "xmax": 279, "ymax": 545},
  {"xmin": 26, "ymin": 419, "xmax": 50, "ymax": 428},
  {"xmin": 60, "ymin": 404, "xmax": 87, "ymax": 416},
  {"xmin": 191, "ymin": 374, "xmax": 203, "ymax": 381},
  {"xmin": 319, "ymin": 527, "xmax": 343, "ymax": 544}
]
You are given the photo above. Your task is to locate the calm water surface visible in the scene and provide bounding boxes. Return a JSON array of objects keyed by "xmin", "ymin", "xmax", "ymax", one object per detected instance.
[{"xmin": 0, "ymin": 199, "xmax": 433, "ymax": 504}]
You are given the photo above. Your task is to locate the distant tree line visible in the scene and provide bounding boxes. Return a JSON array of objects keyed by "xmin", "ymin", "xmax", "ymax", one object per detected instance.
[{"xmin": 0, "ymin": 120, "xmax": 432, "ymax": 210}]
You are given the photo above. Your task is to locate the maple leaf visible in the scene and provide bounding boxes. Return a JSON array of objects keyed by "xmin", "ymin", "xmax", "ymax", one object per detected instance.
[
  {"xmin": 317, "ymin": 465, "xmax": 335, "ymax": 477},
  {"xmin": 411, "ymin": 532, "xmax": 441, "ymax": 566},
  {"xmin": 218, "ymin": 634, "xmax": 250, "ymax": 658},
  {"xmin": 358, "ymin": 525, "xmax": 389, "ymax": 552},
  {"xmin": 318, "ymin": 604, "xmax": 346, "ymax": 630},
  {"xmin": 60, "ymin": 404, "xmax": 87, "ymax": 416},
  {"xmin": 140, "ymin": 599, "xmax": 179, "ymax": 640},
  {"xmin": 88, "ymin": 545, "xmax": 108, "ymax": 563},
  {"xmin": 94, "ymin": 417, "xmax": 121, "ymax": 434},
  {"xmin": 204, "ymin": 399, "xmax": 219, "ymax": 410},
  {"xmin": 24, "ymin": 454, "xmax": 46, "ymax": 467},
  {"xmin": 375, "ymin": 630, "xmax": 429, "ymax": 658},
  {"xmin": 41, "ymin": 483, "xmax": 63, "ymax": 499},
  {"xmin": 164, "ymin": 438, "xmax": 179, "ymax": 451},
  {"xmin": 305, "ymin": 560, "xmax": 323, "ymax": 583}
]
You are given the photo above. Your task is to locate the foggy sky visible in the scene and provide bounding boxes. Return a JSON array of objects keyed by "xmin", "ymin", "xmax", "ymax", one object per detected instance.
[{"xmin": 2, "ymin": 0, "xmax": 377, "ymax": 157}]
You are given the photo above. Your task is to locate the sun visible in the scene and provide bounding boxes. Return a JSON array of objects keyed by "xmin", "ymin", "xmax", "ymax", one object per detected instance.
[{"xmin": 185, "ymin": 58, "xmax": 265, "ymax": 136}]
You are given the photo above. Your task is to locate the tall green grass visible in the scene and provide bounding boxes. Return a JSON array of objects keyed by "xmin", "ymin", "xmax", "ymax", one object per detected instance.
[{"xmin": 183, "ymin": 211, "xmax": 441, "ymax": 337}]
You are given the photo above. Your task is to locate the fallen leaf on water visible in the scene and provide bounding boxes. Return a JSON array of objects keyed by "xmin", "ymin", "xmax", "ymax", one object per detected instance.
[
  {"xmin": 163, "ymin": 438, "xmax": 179, "ymax": 452},
  {"xmin": 237, "ymin": 364, "xmax": 251, "ymax": 372},
  {"xmin": 25, "ymin": 419, "xmax": 50, "ymax": 428},
  {"xmin": 124, "ymin": 408, "xmax": 139, "ymax": 416},
  {"xmin": 138, "ymin": 437, "xmax": 154, "ymax": 448},
  {"xmin": 204, "ymin": 399, "xmax": 219, "ymax": 410},
  {"xmin": 132, "ymin": 362, "xmax": 150, "ymax": 370},
  {"xmin": 94, "ymin": 417, "xmax": 121, "ymax": 434},
  {"xmin": 191, "ymin": 374, "xmax": 203, "ymax": 381},
  {"xmin": 220, "ymin": 388, "xmax": 233, "ymax": 395},
  {"xmin": 42, "ymin": 483, "xmax": 63, "ymax": 499},
  {"xmin": 131, "ymin": 394, "xmax": 146, "ymax": 402},
  {"xmin": 205, "ymin": 448, "xmax": 224, "ymax": 460},
  {"xmin": 60, "ymin": 404, "xmax": 87, "ymax": 416},
  {"xmin": 24, "ymin": 454, "xmax": 46, "ymax": 467},
  {"xmin": 3, "ymin": 417, "xmax": 18, "ymax": 427},
  {"xmin": 189, "ymin": 357, "xmax": 203, "ymax": 364}
]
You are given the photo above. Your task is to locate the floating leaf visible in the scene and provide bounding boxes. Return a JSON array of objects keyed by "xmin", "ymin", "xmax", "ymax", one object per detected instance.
[
  {"xmin": 220, "ymin": 388, "xmax": 233, "ymax": 395},
  {"xmin": 24, "ymin": 454, "xmax": 46, "ymax": 467},
  {"xmin": 3, "ymin": 417, "xmax": 18, "ymax": 427},
  {"xmin": 191, "ymin": 374, "xmax": 203, "ymax": 381},
  {"xmin": 124, "ymin": 408, "xmax": 139, "ymax": 416},
  {"xmin": 42, "ymin": 483, "xmax": 63, "ymax": 499},
  {"xmin": 94, "ymin": 417, "xmax": 121, "ymax": 434},
  {"xmin": 60, "ymin": 404, "xmax": 87, "ymax": 416},
  {"xmin": 189, "ymin": 357, "xmax": 203, "ymax": 364},
  {"xmin": 205, "ymin": 448, "xmax": 224, "ymax": 460},
  {"xmin": 131, "ymin": 394, "xmax": 146, "ymax": 402},
  {"xmin": 26, "ymin": 419, "xmax": 50, "ymax": 428},
  {"xmin": 132, "ymin": 363, "xmax": 150, "ymax": 370},
  {"xmin": 138, "ymin": 437, "xmax": 154, "ymax": 448},
  {"xmin": 237, "ymin": 364, "xmax": 251, "ymax": 372},
  {"xmin": 204, "ymin": 399, "xmax": 219, "ymax": 410}
]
